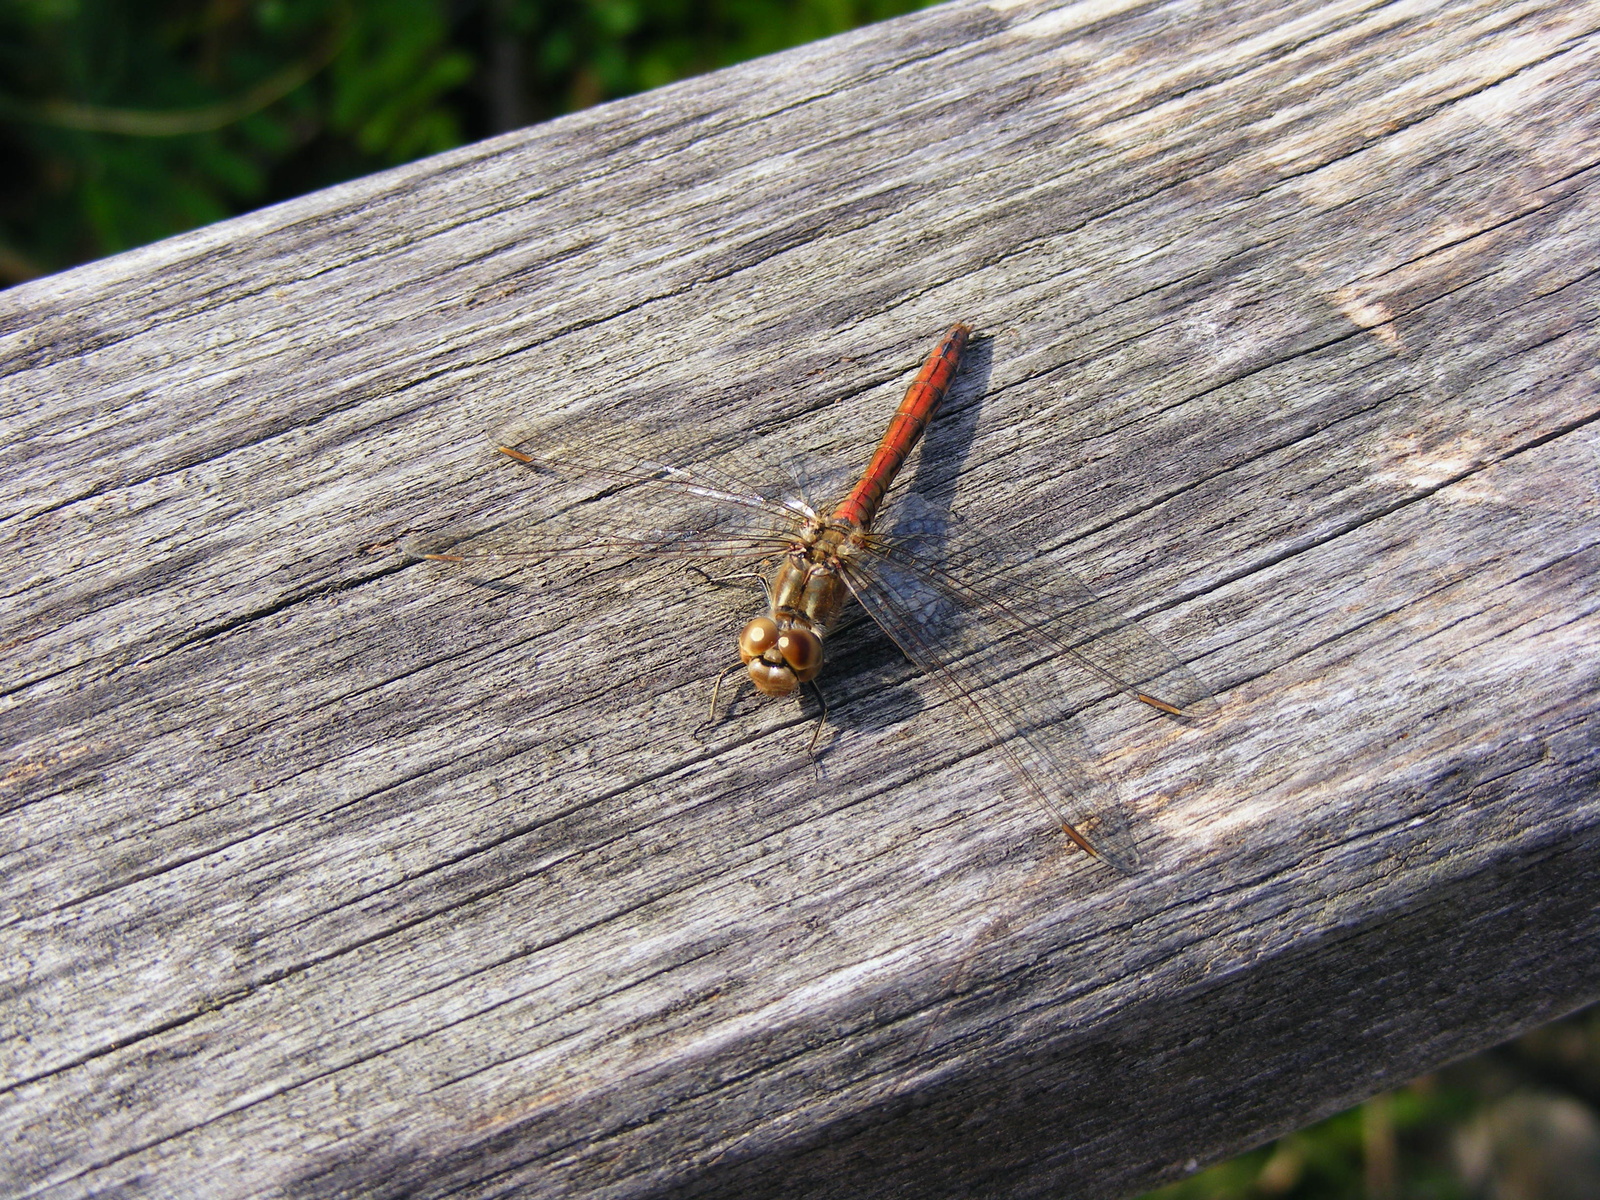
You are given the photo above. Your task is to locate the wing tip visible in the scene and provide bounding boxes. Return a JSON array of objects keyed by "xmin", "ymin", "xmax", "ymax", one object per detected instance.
[
  {"xmin": 1136, "ymin": 686, "xmax": 1221, "ymax": 726},
  {"xmin": 1060, "ymin": 822, "xmax": 1142, "ymax": 876}
]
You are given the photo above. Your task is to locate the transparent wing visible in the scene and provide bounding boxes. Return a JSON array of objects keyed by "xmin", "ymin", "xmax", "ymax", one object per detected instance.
[
  {"xmin": 840, "ymin": 536, "xmax": 1216, "ymax": 873},
  {"xmin": 406, "ymin": 422, "xmax": 809, "ymax": 566},
  {"xmin": 875, "ymin": 495, "xmax": 1216, "ymax": 719}
]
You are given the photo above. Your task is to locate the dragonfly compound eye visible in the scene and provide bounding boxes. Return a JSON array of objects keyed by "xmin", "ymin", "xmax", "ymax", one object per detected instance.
[
  {"xmin": 777, "ymin": 628, "xmax": 823, "ymax": 680},
  {"xmin": 739, "ymin": 617, "xmax": 781, "ymax": 665}
]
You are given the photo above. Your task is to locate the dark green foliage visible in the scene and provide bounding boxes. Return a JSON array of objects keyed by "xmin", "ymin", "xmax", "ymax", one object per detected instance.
[{"xmin": 0, "ymin": 0, "xmax": 930, "ymax": 283}]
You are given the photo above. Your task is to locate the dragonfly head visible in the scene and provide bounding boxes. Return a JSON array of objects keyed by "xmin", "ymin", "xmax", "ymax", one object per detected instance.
[{"xmin": 738, "ymin": 616, "xmax": 823, "ymax": 696}]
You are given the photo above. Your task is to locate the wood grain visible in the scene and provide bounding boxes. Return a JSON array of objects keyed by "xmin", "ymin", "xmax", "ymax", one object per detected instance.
[{"xmin": 2, "ymin": 0, "xmax": 1598, "ymax": 1196}]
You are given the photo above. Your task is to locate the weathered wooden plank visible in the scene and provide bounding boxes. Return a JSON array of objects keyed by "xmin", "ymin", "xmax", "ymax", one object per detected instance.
[{"xmin": 1, "ymin": 0, "xmax": 1597, "ymax": 1196}]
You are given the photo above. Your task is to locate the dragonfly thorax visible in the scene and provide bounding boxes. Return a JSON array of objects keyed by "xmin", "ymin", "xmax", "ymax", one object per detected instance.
[{"xmin": 738, "ymin": 528, "xmax": 857, "ymax": 696}]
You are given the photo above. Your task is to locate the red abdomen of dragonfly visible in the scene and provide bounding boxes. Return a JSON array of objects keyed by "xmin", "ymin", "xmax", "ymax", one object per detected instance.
[
  {"xmin": 832, "ymin": 323, "xmax": 971, "ymax": 531},
  {"xmin": 736, "ymin": 324, "xmax": 973, "ymax": 697}
]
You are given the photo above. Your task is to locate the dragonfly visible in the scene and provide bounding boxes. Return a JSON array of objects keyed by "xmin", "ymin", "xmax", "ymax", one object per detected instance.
[{"xmin": 414, "ymin": 324, "xmax": 1214, "ymax": 871}]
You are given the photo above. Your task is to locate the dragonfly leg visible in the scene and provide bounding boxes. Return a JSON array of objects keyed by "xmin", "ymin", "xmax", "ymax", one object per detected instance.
[
  {"xmin": 706, "ymin": 659, "xmax": 746, "ymax": 722},
  {"xmin": 804, "ymin": 679, "xmax": 830, "ymax": 764},
  {"xmin": 682, "ymin": 563, "xmax": 768, "ymax": 593}
]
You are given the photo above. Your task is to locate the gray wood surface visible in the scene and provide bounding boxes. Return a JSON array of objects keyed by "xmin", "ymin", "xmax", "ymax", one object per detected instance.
[{"xmin": 3, "ymin": 0, "xmax": 1598, "ymax": 1196}]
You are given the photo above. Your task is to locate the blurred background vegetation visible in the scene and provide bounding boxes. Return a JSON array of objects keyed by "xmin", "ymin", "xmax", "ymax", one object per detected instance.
[
  {"xmin": 0, "ymin": 0, "xmax": 930, "ymax": 284},
  {"xmin": 4, "ymin": 5, "xmax": 1598, "ymax": 1196}
]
